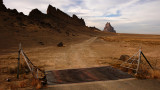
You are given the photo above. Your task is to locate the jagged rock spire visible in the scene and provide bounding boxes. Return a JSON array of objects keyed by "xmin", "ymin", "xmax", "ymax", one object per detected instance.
[
  {"xmin": 103, "ymin": 22, "xmax": 116, "ymax": 33},
  {"xmin": 47, "ymin": 4, "xmax": 57, "ymax": 15}
]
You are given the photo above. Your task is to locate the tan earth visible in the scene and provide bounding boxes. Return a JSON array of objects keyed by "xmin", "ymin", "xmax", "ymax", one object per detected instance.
[
  {"xmin": 42, "ymin": 35, "xmax": 160, "ymax": 90},
  {"xmin": 1, "ymin": 33, "xmax": 160, "ymax": 89},
  {"xmin": 1, "ymin": 0, "xmax": 160, "ymax": 89}
]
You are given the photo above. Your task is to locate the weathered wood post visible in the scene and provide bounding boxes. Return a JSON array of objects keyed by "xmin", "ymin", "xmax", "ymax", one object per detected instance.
[
  {"xmin": 17, "ymin": 43, "xmax": 21, "ymax": 79},
  {"xmin": 136, "ymin": 49, "xmax": 141, "ymax": 74},
  {"xmin": 37, "ymin": 69, "xmax": 38, "ymax": 78}
]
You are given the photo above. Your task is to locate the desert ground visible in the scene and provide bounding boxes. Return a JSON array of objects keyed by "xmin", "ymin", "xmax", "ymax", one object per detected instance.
[
  {"xmin": 1, "ymin": 0, "xmax": 160, "ymax": 89},
  {"xmin": 0, "ymin": 33, "xmax": 160, "ymax": 89}
]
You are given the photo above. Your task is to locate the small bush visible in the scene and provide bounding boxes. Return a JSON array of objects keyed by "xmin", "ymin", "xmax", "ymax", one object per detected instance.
[
  {"xmin": 18, "ymin": 81, "xmax": 27, "ymax": 88},
  {"xmin": 31, "ymin": 78, "xmax": 42, "ymax": 89}
]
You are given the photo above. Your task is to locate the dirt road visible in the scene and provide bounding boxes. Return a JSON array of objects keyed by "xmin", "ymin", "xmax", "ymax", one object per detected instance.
[
  {"xmin": 50, "ymin": 37, "xmax": 105, "ymax": 70},
  {"xmin": 44, "ymin": 37, "xmax": 160, "ymax": 90}
]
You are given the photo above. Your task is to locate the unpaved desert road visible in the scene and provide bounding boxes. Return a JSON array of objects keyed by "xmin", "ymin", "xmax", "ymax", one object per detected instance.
[
  {"xmin": 51, "ymin": 37, "xmax": 105, "ymax": 70},
  {"xmin": 42, "ymin": 37, "xmax": 160, "ymax": 90}
]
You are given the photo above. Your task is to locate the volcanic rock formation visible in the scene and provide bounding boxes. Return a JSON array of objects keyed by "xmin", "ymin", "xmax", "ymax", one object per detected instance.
[
  {"xmin": 0, "ymin": 0, "xmax": 106, "ymax": 63},
  {"xmin": 72, "ymin": 14, "xmax": 85, "ymax": 26},
  {"xmin": 103, "ymin": 22, "xmax": 116, "ymax": 33},
  {"xmin": 47, "ymin": 5, "xmax": 85, "ymax": 26},
  {"xmin": 0, "ymin": 0, "xmax": 101, "ymax": 39},
  {"xmin": 0, "ymin": 0, "xmax": 6, "ymax": 11},
  {"xmin": 29, "ymin": 9, "xmax": 45, "ymax": 19}
]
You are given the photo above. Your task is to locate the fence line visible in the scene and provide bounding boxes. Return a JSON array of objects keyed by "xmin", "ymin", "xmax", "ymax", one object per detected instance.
[
  {"xmin": 17, "ymin": 43, "xmax": 45, "ymax": 79},
  {"xmin": 120, "ymin": 49, "xmax": 153, "ymax": 74}
]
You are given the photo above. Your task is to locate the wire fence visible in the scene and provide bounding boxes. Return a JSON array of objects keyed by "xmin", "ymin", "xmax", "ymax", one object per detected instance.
[
  {"xmin": 17, "ymin": 43, "xmax": 45, "ymax": 79},
  {"xmin": 120, "ymin": 49, "xmax": 153, "ymax": 74}
]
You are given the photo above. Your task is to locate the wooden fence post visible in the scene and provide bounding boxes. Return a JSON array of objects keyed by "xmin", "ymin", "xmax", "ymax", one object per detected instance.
[
  {"xmin": 136, "ymin": 49, "xmax": 141, "ymax": 74},
  {"xmin": 17, "ymin": 43, "xmax": 21, "ymax": 79}
]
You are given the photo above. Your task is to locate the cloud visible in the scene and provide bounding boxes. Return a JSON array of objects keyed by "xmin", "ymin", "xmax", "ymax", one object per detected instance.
[
  {"xmin": 3, "ymin": 0, "xmax": 160, "ymax": 34},
  {"xmin": 106, "ymin": 10, "xmax": 121, "ymax": 17}
]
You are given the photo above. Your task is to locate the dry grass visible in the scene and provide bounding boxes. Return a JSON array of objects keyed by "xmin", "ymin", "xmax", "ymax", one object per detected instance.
[
  {"xmin": 135, "ymin": 67, "xmax": 160, "ymax": 79},
  {"xmin": 98, "ymin": 34, "xmax": 160, "ymax": 79},
  {"xmin": 111, "ymin": 60, "xmax": 160, "ymax": 79},
  {"xmin": 8, "ymin": 62, "xmax": 30, "ymax": 74},
  {"xmin": 31, "ymin": 78, "xmax": 42, "ymax": 89},
  {"xmin": 9, "ymin": 80, "xmax": 28, "ymax": 90},
  {"xmin": 99, "ymin": 34, "xmax": 160, "ymax": 47},
  {"xmin": 8, "ymin": 78, "xmax": 43, "ymax": 90},
  {"xmin": 150, "ymin": 70, "xmax": 160, "ymax": 79},
  {"xmin": 1, "ymin": 32, "xmax": 160, "ymax": 89},
  {"xmin": 0, "ymin": 58, "xmax": 45, "ymax": 89}
]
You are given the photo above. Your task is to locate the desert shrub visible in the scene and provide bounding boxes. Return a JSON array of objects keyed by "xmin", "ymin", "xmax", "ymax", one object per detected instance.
[
  {"xmin": 119, "ymin": 55, "xmax": 130, "ymax": 61},
  {"xmin": 18, "ymin": 81, "xmax": 27, "ymax": 88},
  {"xmin": 10, "ymin": 83, "xmax": 19, "ymax": 90},
  {"xmin": 150, "ymin": 70, "xmax": 160, "ymax": 79},
  {"xmin": 136, "ymin": 67, "xmax": 160, "ymax": 79},
  {"xmin": 31, "ymin": 78, "xmax": 42, "ymax": 89}
]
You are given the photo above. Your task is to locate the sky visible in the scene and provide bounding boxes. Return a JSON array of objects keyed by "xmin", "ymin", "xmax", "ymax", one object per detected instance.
[{"xmin": 3, "ymin": 0, "xmax": 160, "ymax": 34}]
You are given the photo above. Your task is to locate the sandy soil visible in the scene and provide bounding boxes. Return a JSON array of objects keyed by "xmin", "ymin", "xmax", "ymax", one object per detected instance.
[{"xmin": 1, "ymin": 33, "xmax": 160, "ymax": 89}]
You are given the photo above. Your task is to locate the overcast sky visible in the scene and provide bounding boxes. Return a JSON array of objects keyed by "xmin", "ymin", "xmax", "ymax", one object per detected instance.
[{"xmin": 3, "ymin": 0, "xmax": 160, "ymax": 34}]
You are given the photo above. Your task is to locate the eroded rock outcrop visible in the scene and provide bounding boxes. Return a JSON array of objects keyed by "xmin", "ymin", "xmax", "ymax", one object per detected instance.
[
  {"xmin": 0, "ymin": 0, "xmax": 6, "ymax": 11},
  {"xmin": 47, "ymin": 5, "xmax": 85, "ymax": 26},
  {"xmin": 103, "ymin": 22, "xmax": 116, "ymax": 33},
  {"xmin": 29, "ymin": 8, "xmax": 46, "ymax": 19},
  {"xmin": 72, "ymin": 14, "xmax": 85, "ymax": 26},
  {"xmin": 0, "ymin": 0, "xmax": 97, "ymax": 34},
  {"xmin": 47, "ymin": 5, "xmax": 70, "ymax": 20}
]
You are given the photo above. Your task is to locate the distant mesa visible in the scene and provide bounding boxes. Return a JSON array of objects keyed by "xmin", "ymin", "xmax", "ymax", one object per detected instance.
[{"xmin": 103, "ymin": 22, "xmax": 116, "ymax": 33}]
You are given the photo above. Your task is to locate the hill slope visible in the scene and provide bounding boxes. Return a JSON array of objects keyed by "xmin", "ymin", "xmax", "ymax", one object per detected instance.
[{"xmin": 0, "ymin": 0, "xmax": 105, "ymax": 54}]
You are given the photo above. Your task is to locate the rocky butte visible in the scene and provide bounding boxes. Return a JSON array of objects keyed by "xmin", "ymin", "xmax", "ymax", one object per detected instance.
[{"xmin": 103, "ymin": 22, "xmax": 116, "ymax": 33}]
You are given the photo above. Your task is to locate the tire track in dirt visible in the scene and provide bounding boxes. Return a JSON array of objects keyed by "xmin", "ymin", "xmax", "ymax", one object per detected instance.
[{"xmin": 53, "ymin": 37, "xmax": 107, "ymax": 69}]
